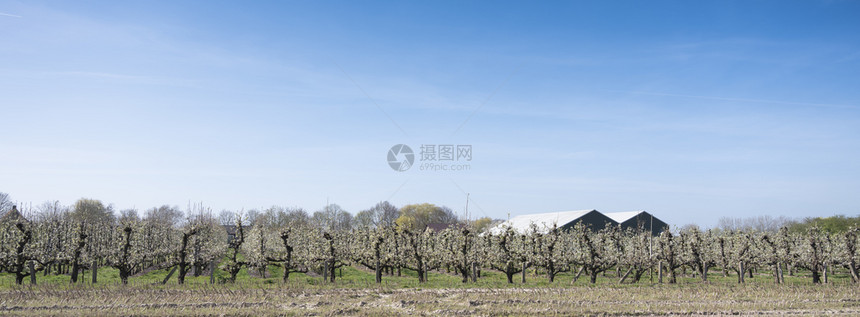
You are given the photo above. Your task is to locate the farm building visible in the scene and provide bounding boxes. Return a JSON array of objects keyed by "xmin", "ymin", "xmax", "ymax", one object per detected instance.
[
  {"xmin": 488, "ymin": 209, "xmax": 617, "ymax": 235},
  {"xmin": 0, "ymin": 205, "xmax": 26, "ymax": 224},
  {"xmin": 223, "ymin": 225, "xmax": 245, "ymax": 244},
  {"xmin": 426, "ymin": 222, "xmax": 466, "ymax": 233},
  {"xmin": 604, "ymin": 211, "xmax": 668, "ymax": 236}
]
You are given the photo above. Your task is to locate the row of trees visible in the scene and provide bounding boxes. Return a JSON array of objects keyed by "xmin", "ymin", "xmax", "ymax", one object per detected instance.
[
  {"xmin": 0, "ymin": 194, "xmax": 470, "ymax": 285},
  {"xmin": 233, "ymin": 221, "xmax": 858, "ymax": 286},
  {"xmin": 216, "ymin": 202, "xmax": 464, "ymax": 234},
  {"xmin": 718, "ymin": 214, "xmax": 860, "ymax": 234},
  {"xmin": 3, "ymin": 201, "xmax": 859, "ymax": 286}
]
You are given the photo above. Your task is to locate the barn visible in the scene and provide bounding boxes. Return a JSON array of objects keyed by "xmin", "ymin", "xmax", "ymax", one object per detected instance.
[
  {"xmin": 488, "ymin": 209, "xmax": 617, "ymax": 235},
  {"xmin": 223, "ymin": 225, "xmax": 245, "ymax": 244},
  {"xmin": 0, "ymin": 205, "xmax": 26, "ymax": 224},
  {"xmin": 426, "ymin": 222, "xmax": 466, "ymax": 233},
  {"xmin": 604, "ymin": 211, "xmax": 668, "ymax": 236}
]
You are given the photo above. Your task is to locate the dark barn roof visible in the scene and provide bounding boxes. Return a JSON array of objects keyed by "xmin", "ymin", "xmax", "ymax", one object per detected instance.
[
  {"xmin": 488, "ymin": 209, "xmax": 618, "ymax": 234},
  {"xmin": 605, "ymin": 211, "xmax": 669, "ymax": 236},
  {"xmin": 426, "ymin": 222, "xmax": 466, "ymax": 233},
  {"xmin": 222, "ymin": 225, "xmax": 247, "ymax": 244},
  {"xmin": 0, "ymin": 206, "xmax": 27, "ymax": 224}
]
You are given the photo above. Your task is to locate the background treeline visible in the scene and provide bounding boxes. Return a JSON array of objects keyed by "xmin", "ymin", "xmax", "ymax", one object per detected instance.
[
  {"xmin": 1, "ymin": 192, "xmax": 858, "ymax": 286},
  {"xmin": 716, "ymin": 214, "xmax": 860, "ymax": 233}
]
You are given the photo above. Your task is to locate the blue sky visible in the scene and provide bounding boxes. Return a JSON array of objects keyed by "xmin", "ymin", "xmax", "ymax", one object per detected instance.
[{"xmin": 2, "ymin": 1, "xmax": 859, "ymax": 227}]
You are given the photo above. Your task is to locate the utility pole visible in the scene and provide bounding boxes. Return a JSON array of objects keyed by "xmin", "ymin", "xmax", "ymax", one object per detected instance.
[
  {"xmin": 464, "ymin": 193, "xmax": 470, "ymax": 224},
  {"xmin": 649, "ymin": 214, "xmax": 653, "ymax": 253},
  {"xmin": 649, "ymin": 214, "xmax": 653, "ymax": 283}
]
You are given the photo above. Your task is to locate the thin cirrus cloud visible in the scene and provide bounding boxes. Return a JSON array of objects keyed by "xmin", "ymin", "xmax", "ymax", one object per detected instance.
[{"xmin": 0, "ymin": 11, "xmax": 22, "ymax": 18}]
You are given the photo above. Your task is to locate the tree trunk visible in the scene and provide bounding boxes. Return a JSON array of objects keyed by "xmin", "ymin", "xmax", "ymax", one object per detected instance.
[
  {"xmin": 178, "ymin": 264, "xmax": 189, "ymax": 285},
  {"xmin": 668, "ymin": 265, "xmax": 677, "ymax": 284},
  {"xmin": 70, "ymin": 228, "xmax": 87, "ymax": 285},
  {"xmin": 779, "ymin": 263, "xmax": 785, "ymax": 284},
  {"xmin": 633, "ymin": 268, "xmax": 645, "ymax": 283},
  {"xmin": 521, "ymin": 262, "xmax": 527, "ymax": 283},
  {"xmin": 658, "ymin": 261, "xmax": 663, "ymax": 284},
  {"xmin": 92, "ymin": 260, "xmax": 98, "ymax": 284},
  {"xmin": 228, "ymin": 265, "xmax": 240, "ymax": 283},
  {"xmin": 589, "ymin": 269, "xmax": 599, "ymax": 284},
  {"xmin": 547, "ymin": 261, "xmax": 556, "ymax": 283},
  {"xmin": 177, "ymin": 230, "xmax": 194, "ymax": 285},
  {"xmin": 777, "ymin": 262, "xmax": 784, "ymax": 284},
  {"xmin": 8, "ymin": 224, "xmax": 27, "ymax": 281},
  {"xmin": 471, "ymin": 262, "xmax": 478, "ymax": 283},
  {"xmin": 323, "ymin": 261, "xmax": 329, "ymax": 283},
  {"xmin": 71, "ymin": 261, "xmax": 80, "ymax": 284},
  {"xmin": 29, "ymin": 261, "xmax": 36, "ymax": 285},
  {"xmin": 417, "ymin": 260, "xmax": 425, "ymax": 283},
  {"xmin": 374, "ymin": 243, "xmax": 382, "ymax": 284},
  {"xmin": 375, "ymin": 258, "xmax": 382, "ymax": 284},
  {"xmin": 120, "ymin": 268, "xmax": 129, "ymax": 285},
  {"xmin": 823, "ymin": 265, "xmax": 828, "ymax": 284},
  {"xmin": 209, "ymin": 261, "xmax": 217, "ymax": 284},
  {"xmin": 849, "ymin": 262, "xmax": 859, "ymax": 283},
  {"xmin": 738, "ymin": 262, "xmax": 745, "ymax": 283}
]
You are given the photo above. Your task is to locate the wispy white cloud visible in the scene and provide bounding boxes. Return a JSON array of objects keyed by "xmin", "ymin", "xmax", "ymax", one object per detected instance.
[
  {"xmin": 0, "ymin": 12, "xmax": 22, "ymax": 18},
  {"xmin": 47, "ymin": 71, "xmax": 201, "ymax": 87}
]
